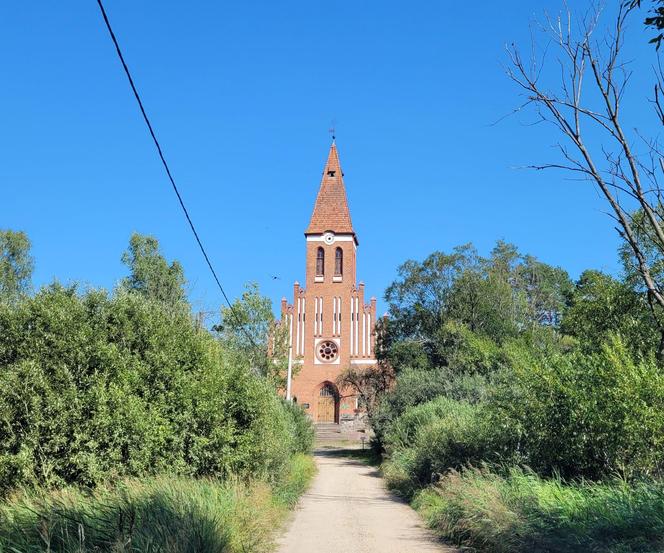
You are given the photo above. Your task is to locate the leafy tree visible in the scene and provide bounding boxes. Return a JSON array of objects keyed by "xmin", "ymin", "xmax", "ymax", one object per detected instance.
[
  {"xmin": 336, "ymin": 363, "xmax": 395, "ymax": 419},
  {"xmin": 0, "ymin": 230, "xmax": 33, "ymax": 305},
  {"xmin": 517, "ymin": 255, "xmax": 574, "ymax": 327},
  {"xmin": 215, "ymin": 282, "xmax": 290, "ymax": 386},
  {"xmin": 120, "ymin": 233, "xmax": 186, "ymax": 308},
  {"xmin": 381, "ymin": 241, "xmax": 571, "ymax": 371},
  {"xmin": 562, "ymin": 270, "xmax": 659, "ymax": 358}
]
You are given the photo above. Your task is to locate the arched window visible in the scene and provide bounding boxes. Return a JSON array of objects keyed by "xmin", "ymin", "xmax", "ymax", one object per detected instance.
[
  {"xmin": 316, "ymin": 247, "xmax": 325, "ymax": 276},
  {"xmin": 335, "ymin": 247, "xmax": 343, "ymax": 276},
  {"xmin": 319, "ymin": 383, "xmax": 337, "ymax": 397}
]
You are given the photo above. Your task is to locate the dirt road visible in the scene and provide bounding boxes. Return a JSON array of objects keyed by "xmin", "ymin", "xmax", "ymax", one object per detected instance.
[{"xmin": 276, "ymin": 449, "xmax": 457, "ymax": 553}]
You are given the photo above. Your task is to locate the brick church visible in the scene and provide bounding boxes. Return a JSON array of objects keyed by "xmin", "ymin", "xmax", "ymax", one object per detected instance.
[{"xmin": 280, "ymin": 142, "xmax": 377, "ymax": 423}]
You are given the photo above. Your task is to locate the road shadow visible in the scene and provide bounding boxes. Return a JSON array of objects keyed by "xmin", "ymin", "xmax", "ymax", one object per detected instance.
[{"xmin": 315, "ymin": 446, "xmax": 381, "ymax": 465}]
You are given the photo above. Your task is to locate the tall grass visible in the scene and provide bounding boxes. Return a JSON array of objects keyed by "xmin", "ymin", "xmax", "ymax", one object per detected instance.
[
  {"xmin": 412, "ymin": 467, "xmax": 664, "ymax": 553},
  {"xmin": 0, "ymin": 454, "xmax": 315, "ymax": 553}
]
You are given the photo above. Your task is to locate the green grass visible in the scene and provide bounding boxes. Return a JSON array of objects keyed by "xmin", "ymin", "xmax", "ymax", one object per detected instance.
[
  {"xmin": 411, "ymin": 466, "xmax": 664, "ymax": 553},
  {"xmin": 0, "ymin": 454, "xmax": 316, "ymax": 553}
]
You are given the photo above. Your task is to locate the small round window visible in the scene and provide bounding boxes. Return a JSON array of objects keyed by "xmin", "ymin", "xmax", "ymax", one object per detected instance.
[{"xmin": 317, "ymin": 340, "xmax": 339, "ymax": 362}]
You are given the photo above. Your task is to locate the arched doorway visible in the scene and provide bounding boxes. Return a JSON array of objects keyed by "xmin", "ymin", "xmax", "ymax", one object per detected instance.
[{"xmin": 317, "ymin": 383, "xmax": 338, "ymax": 423}]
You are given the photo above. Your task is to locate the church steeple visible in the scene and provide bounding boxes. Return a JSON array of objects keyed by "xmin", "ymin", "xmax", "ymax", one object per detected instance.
[
  {"xmin": 305, "ymin": 142, "xmax": 355, "ymax": 237},
  {"xmin": 279, "ymin": 140, "xmax": 377, "ymax": 423}
]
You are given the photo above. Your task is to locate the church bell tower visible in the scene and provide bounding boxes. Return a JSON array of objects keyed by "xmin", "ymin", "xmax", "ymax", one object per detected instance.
[{"xmin": 280, "ymin": 142, "xmax": 377, "ymax": 423}]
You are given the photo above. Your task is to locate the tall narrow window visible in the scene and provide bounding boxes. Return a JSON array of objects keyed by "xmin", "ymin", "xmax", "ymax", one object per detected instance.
[
  {"xmin": 335, "ymin": 247, "xmax": 343, "ymax": 276},
  {"xmin": 316, "ymin": 247, "xmax": 325, "ymax": 276}
]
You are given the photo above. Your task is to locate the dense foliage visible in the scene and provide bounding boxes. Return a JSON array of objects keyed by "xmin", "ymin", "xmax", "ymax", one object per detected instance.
[
  {"xmin": 0, "ymin": 232, "xmax": 313, "ymax": 498},
  {"xmin": 372, "ymin": 239, "xmax": 664, "ymax": 551},
  {"xmin": 215, "ymin": 282, "xmax": 290, "ymax": 386},
  {"xmin": 0, "ymin": 285, "xmax": 311, "ymax": 494}
]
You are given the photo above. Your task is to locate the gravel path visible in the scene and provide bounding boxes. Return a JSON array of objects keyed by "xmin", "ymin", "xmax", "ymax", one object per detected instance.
[{"xmin": 276, "ymin": 449, "xmax": 458, "ymax": 553}]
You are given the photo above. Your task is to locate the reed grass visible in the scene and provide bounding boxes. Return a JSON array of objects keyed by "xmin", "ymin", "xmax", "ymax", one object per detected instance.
[
  {"xmin": 412, "ymin": 466, "xmax": 664, "ymax": 553},
  {"xmin": 0, "ymin": 454, "xmax": 315, "ymax": 553}
]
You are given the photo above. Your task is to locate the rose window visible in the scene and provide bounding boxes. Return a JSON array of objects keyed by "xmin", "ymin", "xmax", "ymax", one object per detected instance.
[{"xmin": 317, "ymin": 340, "xmax": 339, "ymax": 362}]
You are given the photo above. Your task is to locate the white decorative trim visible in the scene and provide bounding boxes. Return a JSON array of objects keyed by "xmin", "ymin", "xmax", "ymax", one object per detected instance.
[
  {"xmin": 357, "ymin": 299, "xmax": 360, "ymax": 356},
  {"xmin": 301, "ymin": 298, "xmax": 305, "ymax": 355},
  {"xmin": 296, "ymin": 298, "xmax": 300, "ymax": 355},
  {"xmin": 314, "ymin": 276, "xmax": 324, "ymax": 283},
  {"xmin": 349, "ymin": 298, "xmax": 354, "ymax": 355},
  {"xmin": 288, "ymin": 313, "xmax": 293, "ymax": 354},
  {"xmin": 306, "ymin": 234, "xmax": 355, "ymax": 242},
  {"xmin": 332, "ymin": 276, "xmax": 342, "ymax": 282},
  {"xmin": 351, "ymin": 359, "xmax": 377, "ymax": 364},
  {"xmin": 332, "ymin": 297, "xmax": 337, "ymax": 335}
]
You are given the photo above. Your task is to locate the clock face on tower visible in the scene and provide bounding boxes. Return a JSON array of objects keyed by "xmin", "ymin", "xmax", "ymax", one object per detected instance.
[{"xmin": 323, "ymin": 232, "xmax": 335, "ymax": 245}]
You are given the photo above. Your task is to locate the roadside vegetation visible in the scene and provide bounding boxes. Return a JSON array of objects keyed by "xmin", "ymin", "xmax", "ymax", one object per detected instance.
[
  {"xmin": 362, "ymin": 241, "xmax": 664, "ymax": 553},
  {"xmin": 0, "ymin": 230, "xmax": 314, "ymax": 552}
]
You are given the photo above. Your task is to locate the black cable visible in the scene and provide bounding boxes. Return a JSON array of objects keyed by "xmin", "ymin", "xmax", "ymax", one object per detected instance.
[{"xmin": 95, "ymin": 0, "xmax": 260, "ymax": 351}]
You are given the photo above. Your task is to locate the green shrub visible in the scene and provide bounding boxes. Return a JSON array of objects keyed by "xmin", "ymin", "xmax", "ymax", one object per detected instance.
[
  {"xmin": 383, "ymin": 396, "xmax": 456, "ymax": 453},
  {"xmin": 437, "ymin": 320, "xmax": 503, "ymax": 375},
  {"xmin": 370, "ymin": 367, "xmax": 450, "ymax": 450},
  {"xmin": 370, "ymin": 367, "xmax": 493, "ymax": 451},
  {"xmin": 272, "ymin": 453, "xmax": 317, "ymax": 508},
  {"xmin": 281, "ymin": 399, "xmax": 315, "ymax": 455},
  {"xmin": 488, "ymin": 336, "xmax": 664, "ymax": 480},
  {"xmin": 0, "ymin": 285, "xmax": 302, "ymax": 493},
  {"xmin": 414, "ymin": 467, "xmax": 664, "ymax": 553},
  {"xmin": 383, "ymin": 398, "xmax": 506, "ymax": 498}
]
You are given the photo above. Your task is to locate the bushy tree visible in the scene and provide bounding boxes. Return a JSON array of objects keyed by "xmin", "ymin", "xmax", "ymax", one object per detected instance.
[
  {"xmin": 0, "ymin": 230, "xmax": 33, "ymax": 305},
  {"xmin": 120, "ymin": 233, "xmax": 187, "ymax": 308},
  {"xmin": 488, "ymin": 337, "xmax": 664, "ymax": 480},
  {"xmin": 380, "ymin": 241, "xmax": 571, "ymax": 371},
  {"xmin": 0, "ymin": 284, "xmax": 308, "ymax": 494},
  {"xmin": 215, "ymin": 282, "xmax": 289, "ymax": 386},
  {"xmin": 562, "ymin": 270, "xmax": 659, "ymax": 358}
]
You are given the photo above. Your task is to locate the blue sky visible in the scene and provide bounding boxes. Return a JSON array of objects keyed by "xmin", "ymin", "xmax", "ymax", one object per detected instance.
[{"xmin": 1, "ymin": 1, "xmax": 660, "ymax": 317}]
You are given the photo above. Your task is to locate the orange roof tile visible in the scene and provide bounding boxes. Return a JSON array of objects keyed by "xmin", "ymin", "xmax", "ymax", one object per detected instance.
[{"xmin": 305, "ymin": 142, "xmax": 355, "ymax": 236}]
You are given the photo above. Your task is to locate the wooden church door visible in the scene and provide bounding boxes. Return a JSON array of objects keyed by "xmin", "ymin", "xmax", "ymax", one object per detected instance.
[{"xmin": 317, "ymin": 384, "xmax": 336, "ymax": 422}]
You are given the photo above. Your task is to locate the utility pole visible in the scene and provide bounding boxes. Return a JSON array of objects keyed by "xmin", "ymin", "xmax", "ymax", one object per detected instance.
[
  {"xmin": 286, "ymin": 344, "xmax": 293, "ymax": 401},
  {"xmin": 286, "ymin": 310, "xmax": 294, "ymax": 401}
]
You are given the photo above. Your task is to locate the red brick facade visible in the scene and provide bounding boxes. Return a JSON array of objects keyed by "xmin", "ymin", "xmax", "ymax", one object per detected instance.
[{"xmin": 280, "ymin": 142, "xmax": 377, "ymax": 423}]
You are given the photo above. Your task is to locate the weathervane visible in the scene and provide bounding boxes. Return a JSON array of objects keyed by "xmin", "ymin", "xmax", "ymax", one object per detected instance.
[{"xmin": 329, "ymin": 119, "xmax": 336, "ymax": 142}]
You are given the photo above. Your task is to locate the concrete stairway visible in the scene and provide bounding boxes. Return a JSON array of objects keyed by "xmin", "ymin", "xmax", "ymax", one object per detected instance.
[
  {"xmin": 314, "ymin": 422, "xmax": 370, "ymax": 446},
  {"xmin": 315, "ymin": 422, "xmax": 343, "ymax": 442}
]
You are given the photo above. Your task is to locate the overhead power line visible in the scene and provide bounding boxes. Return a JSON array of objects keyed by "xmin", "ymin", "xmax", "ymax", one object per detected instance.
[{"xmin": 95, "ymin": 0, "xmax": 259, "ymax": 351}]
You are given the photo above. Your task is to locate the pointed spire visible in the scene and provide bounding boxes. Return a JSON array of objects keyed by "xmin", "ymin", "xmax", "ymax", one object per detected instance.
[{"xmin": 305, "ymin": 142, "xmax": 355, "ymax": 236}]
